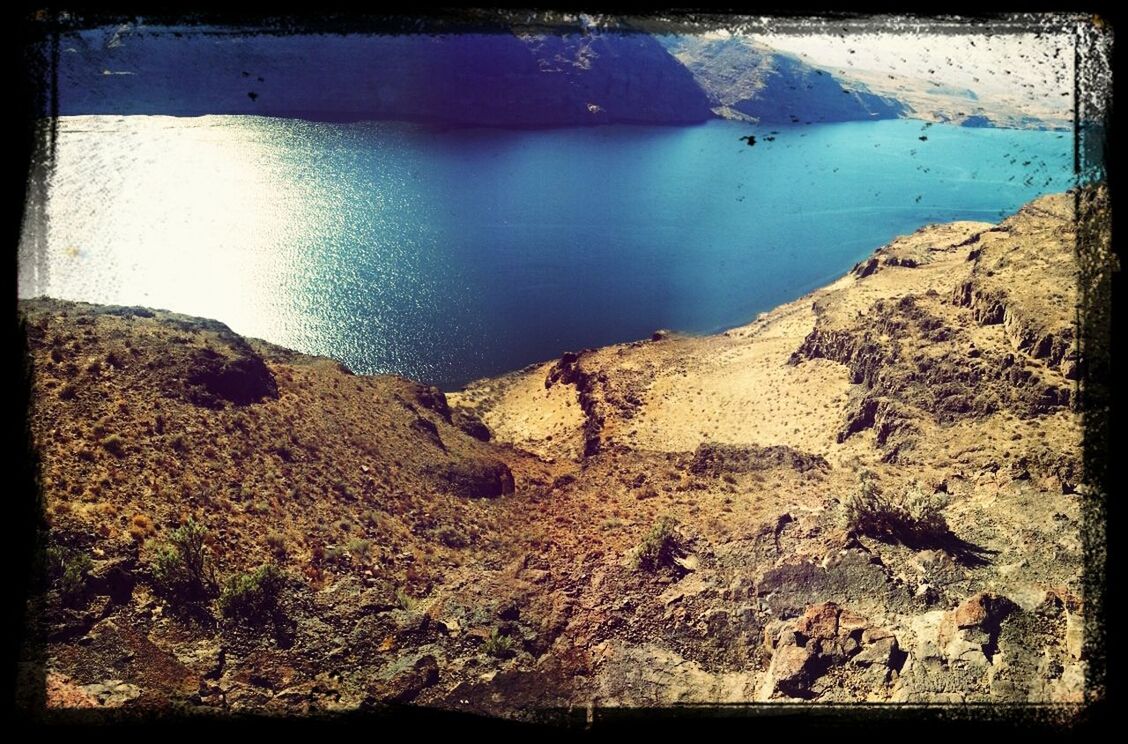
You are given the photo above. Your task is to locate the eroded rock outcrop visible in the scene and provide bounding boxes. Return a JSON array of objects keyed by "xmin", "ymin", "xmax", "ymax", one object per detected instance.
[{"xmin": 759, "ymin": 602, "xmax": 903, "ymax": 700}]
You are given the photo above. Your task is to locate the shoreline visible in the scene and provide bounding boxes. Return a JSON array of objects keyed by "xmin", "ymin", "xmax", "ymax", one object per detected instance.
[{"xmin": 44, "ymin": 110, "xmax": 1068, "ymax": 133}]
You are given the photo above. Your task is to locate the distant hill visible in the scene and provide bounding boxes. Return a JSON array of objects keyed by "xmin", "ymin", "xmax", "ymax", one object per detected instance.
[
  {"xmin": 56, "ymin": 26, "xmax": 715, "ymax": 127},
  {"xmin": 660, "ymin": 35, "xmax": 907, "ymax": 124}
]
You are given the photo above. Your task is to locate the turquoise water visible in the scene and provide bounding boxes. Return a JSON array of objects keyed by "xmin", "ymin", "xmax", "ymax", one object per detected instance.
[{"xmin": 19, "ymin": 116, "xmax": 1075, "ymax": 389}]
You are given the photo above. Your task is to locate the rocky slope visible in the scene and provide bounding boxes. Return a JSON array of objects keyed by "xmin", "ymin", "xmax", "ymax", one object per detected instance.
[
  {"xmin": 660, "ymin": 35, "xmax": 906, "ymax": 124},
  {"xmin": 18, "ymin": 188, "xmax": 1102, "ymax": 720}
]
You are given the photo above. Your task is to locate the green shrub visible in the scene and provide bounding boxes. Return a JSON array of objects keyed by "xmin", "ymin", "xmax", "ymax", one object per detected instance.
[
  {"xmin": 900, "ymin": 483, "xmax": 950, "ymax": 541},
  {"xmin": 218, "ymin": 564, "xmax": 284, "ymax": 623},
  {"xmin": 346, "ymin": 538, "xmax": 372, "ymax": 560},
  {"xmin": 150, "ymin": 519, "xmax": 213, "ymax": 600},
  {"xmin": 482, "ymin": 627, "xmax": 516, "ymax": 658},
  {"xmin": 46, "ymin": 544, "xmax": 92, "ymax": 607},
  {"xmin": 843, "ymin": 472, "xmax": 950, "ymax": 545},
  {"xmin": 394, "ymin": 587, "xmax": 416, "ymax": 611},
  {"xmin": 633, "ymin": 516, "xmax": 682, "ymax": 572}
]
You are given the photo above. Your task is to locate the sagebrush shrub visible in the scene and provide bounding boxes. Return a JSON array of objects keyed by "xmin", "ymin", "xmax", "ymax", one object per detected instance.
[
  {"xmin": 633, "ymin": 516, "xmax": 682, "ymax": 572},
  {"xmin": 150, "ymin": 519, "xmax": 213, "ymax": 600},
  {"xmin": 46, "ymin": 544, "xmax": 92, "ymax": 607},
  {"xmin": 843, "ymin": 472, "xmax": 950, "ymax": 545},
  {"xmin": 218, "ymin": 563, "xmax": 283, "ymax": 623}
]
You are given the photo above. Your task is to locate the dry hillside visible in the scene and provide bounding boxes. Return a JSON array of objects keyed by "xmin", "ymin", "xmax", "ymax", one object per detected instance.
[{"xmin": 18, "ymin": 187, "xmax": 1104, "ymax": 720}]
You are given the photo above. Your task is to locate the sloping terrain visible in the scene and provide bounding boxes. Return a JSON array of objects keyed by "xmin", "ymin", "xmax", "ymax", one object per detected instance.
[
  {"xmin": 19, "ymin": 188, "xmax": 1100, "ymax": 719},
  {"xmin": 660, "ymin": 35, "xmax": 906, "ymax": 124}
]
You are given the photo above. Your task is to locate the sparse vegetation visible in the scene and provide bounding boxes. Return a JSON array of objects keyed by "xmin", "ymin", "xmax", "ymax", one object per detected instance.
[
  {"xmin": 395, "ymin": 587, "xmax": 416, "ymax": 611},
  {"xmin": 437, "ymin": 526, "xmax": 467, "ymax": 549},
  {"xmin": 101, "ymin": 433, "xmax": 126, "ymax": 458},
  {"xmin": 346, "ymin": 538, "xmax": 372, "ymax": 560},
  {"xmin": 150, "ymin": 519, "xmax": 214, "ymax": 601},
  {"xmin": 218, "ymin": 564, "xmax": 284, "ymax": 623},
  {"xmin": 843, "ymin": 472, "xmax": 950, "ymax": 545},
  {"xmin": 633, "ymin": 515, "xmax": 682, "ymax": 572},
  {"xmin": 266, "ymin": 531, "xmax": 287, "ymax": 559},
  {"xmin": 46, "ymin": 543, "xmax": 92, "ymax": 607},
  {"xmin": 482, "ymin": 627, "xmax": 516, "ymax": 658}
]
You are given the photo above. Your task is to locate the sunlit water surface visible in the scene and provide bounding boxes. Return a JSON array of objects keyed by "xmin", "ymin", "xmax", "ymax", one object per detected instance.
[{"xmin": 19, "ymin": 116, "xmax": 1075, "ymax": 388}]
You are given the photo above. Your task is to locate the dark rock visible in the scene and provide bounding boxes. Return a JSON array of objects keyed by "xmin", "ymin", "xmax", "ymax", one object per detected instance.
[
  {"xmin": 758, "ymin": 551, "xmax": 910, "ymax": 618},
  {"xmin": 59, "ymin": 32, "xmax": 715, "ymax": 128},
  {"xmin": 669, "ymin": 36, "xmax": 905, "ymax": 125},
  {"xmin": 852, "ymin": 257, "xmax": 880, "ymax": 278},
  {"xmin": 960, "ymin": 115, "xmax": 993, "ymax": 128},
  {"xmin": 87, "ymin": 557, "xmax": 136, "ymax": 605},
  {"xmin": 101, "ymin": 305, "xmax": 156, "ymax": 319},
  {"xmin": 551, "ymin": 474, "xmax": 576, "ymax": 490},
  {"xmin": 400, "ymin": 380, "xmax": 451, "ymax": 421},
  {"xmin": 182, "ymin": 345, "xmax": 278, "ymax": 408},
  {"xmin": 410, "ymin": 416, "xmax": 445, "ymax": 450},
  {"xmin": 498, "ymin": 602, "xmax": 521, "ymax": 622},
  {"xmin": 837, "ymin": 396, "xmax": 879, "ymax": 443}
]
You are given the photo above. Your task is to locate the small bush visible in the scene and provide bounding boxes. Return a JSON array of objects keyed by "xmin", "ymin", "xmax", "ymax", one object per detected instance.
[
  {"xmin": 346, "ymin": 538, "xmax": 372, "ymax": 560},
  {"xmin": 265, "ymin": 531, "xmax": 287, "ymax": 559},
  {"xmin": 395, "ymin": 587, "xmax": 416, "ymax": 611},
  {"xmin": 218, "ymin": 564, "xmax": 284, "ymax": 623},
  {"xmin": 437, "ymin": 526, "xmax": 467, "ymax": 549},
  {"xmin": 482, "ymin": 627, "xmax": 516, "ymax": 658},
  {"xmin": 633, "ymin": 516, "xmax": 682, "ymax": 572},
  {"xmin": 150, "ymin": 519, "xmax": 213, "ymax": 601},
  {"xmin": 128, "ymin": 513, "xmax": 155, "ymax": 542},
  {"xmin": 101, "ymin": 434, "xmax": 126, "ymax": 458},
  {"xmin": 46, "ymin": 544, "xmax": 92, "ymax": 607},
  {"xmin": 843, "ymin": 472, "xmax": 950, "ymax": 545}
]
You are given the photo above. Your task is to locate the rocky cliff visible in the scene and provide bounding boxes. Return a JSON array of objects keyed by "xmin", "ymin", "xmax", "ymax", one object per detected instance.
[{"xmin": 18, "ymin": 187, "xmax": 1102, "ymax": 720}]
